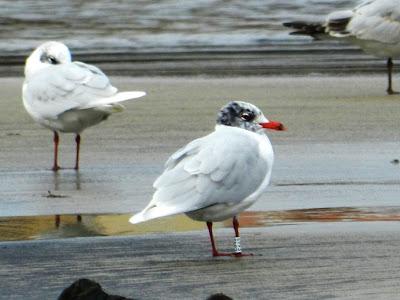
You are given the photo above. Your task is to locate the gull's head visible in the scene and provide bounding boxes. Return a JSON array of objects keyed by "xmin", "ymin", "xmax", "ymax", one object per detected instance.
[
  {"xmin": 217, "ymin": 101, "xmax": 285, "ymax": 133},
  {"xmin": 24, "ymin": 41, "xmax": 71, "ymax": 78}
]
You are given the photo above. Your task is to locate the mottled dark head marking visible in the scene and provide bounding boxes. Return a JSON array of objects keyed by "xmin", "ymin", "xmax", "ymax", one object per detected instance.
[{"xmin": 216, "ymin": 101, "xmax": 265, "ymax": 132}]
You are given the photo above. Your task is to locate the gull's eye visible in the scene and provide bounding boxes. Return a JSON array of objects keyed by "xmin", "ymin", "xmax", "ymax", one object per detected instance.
[
  {"xmin": 47, "ymin": 55, "xmax": 58, "ymax": 65},
  {"xmin": 240, "ymin": 112, "xmax": 254, "ymax": 121}
]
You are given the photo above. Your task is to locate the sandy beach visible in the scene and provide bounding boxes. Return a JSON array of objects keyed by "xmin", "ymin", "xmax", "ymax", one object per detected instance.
[
  {"xmin": 2, "ymin": 222, "xmax": 400, "ymax": 299},
  {"xmin": 1, "ymin": 75, "xmax": 399, "ymax": 216},
  {"xmin": 1, "ymin": 75, "xmax": 400, "ymax": 299}
]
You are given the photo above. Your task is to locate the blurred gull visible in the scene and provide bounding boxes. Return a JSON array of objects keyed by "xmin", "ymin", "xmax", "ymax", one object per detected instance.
[
  {"xmin": 284, "ymin": 0, "xmax": 400, "ymax": 94},
  {"xmin": 130, "ymin": 101, "xmax": 285, "ymax": 257},
  {"xmin": 23, "ymin": 41, "xmax": 146, "ymax": 171}
]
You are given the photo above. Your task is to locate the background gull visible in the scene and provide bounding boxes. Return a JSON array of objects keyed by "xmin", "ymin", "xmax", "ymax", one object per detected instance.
[
  {"xmin": 22, "ymin": 41, "xmax": 146, "ymax": 171},
  {"xmin": 284, "ymin": 0, "xmax": 400, "ymax": 95},
  {"xmin": 130, "ymin": 101, "xmax": 285, "ymax": 257}
]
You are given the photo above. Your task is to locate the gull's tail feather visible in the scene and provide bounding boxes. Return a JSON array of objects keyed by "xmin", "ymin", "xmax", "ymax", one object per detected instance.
[
  {"xmin": 83, "ymin": 91, "xmax": 146, "ymax": 109},
  {"xmin": 129, "ymin": 203, "xmax": 188, "ymax": 224},
  {"xmin": 129, "ymin": 212, "xmax": 147, "ymax": 224}
]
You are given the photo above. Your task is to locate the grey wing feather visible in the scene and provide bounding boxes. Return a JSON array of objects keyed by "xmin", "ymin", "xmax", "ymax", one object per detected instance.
[
  {"xmin": 347, "ymin": 0, "xmax": 400, "ymax": 43},
  {"xmin": 72, "ymin": 62, "xmax": 111, "ymax": 92},
  {"xmin": 149, "ymin": 129, "xmax": 269, "ymax": 217},
  {"xmin": 24, "ymin": 61, "xmax": 117, "ymax": 118},
  {"xmin": 164, "ymin": 138, "xmax": 203, "ymax": 170}
]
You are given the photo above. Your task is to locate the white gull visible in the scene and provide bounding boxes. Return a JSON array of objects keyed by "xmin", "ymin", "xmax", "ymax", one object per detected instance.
[
  {"xmin": 130, "ymin": 101, "xmax": 285, "ymax": 257},
  {"xmin": 23, "ymin": 41, "xmax": 146, "ymax": 171}
]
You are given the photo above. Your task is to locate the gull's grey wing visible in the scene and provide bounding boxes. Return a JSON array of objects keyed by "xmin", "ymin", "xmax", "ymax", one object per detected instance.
[
  {"xmin": 347, "ymin": 0, "xmax": 400, "ymax": 44},
  {"xmin": 354, "ymin": 0, "xmax": 380, "ymax": 11},
  {"xmin": 23, "ymin": 61, "xmax": 117, "ymax": 119},
  {"xmin": 132, "ymin": 126, "xmax": 270, "ymax": 222}
]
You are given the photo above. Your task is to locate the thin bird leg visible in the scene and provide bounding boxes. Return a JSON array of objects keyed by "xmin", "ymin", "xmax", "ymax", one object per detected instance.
[
  {"xmin": 52, "ymin": 131, "xmax": 60, "ymax": 171},
  {"xmin": 232, "ymin": 216, "xmax": 253, "ymax": 257},
  {"xmin": 206, "ymin": 222, "xmax": 231, "ymax": 257},
  {"xmin": 74, "ymin": 134, "xmax": 81, "ymax": 170},
  {"xmin": 386, "ymin": 58, "xmax": 399, "ymax": 95}
]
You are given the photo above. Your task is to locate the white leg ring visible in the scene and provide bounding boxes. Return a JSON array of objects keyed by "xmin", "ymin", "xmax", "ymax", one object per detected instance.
[{"xmin": 234, "ymin": 237, "xmax": 241, "ymax": 253}]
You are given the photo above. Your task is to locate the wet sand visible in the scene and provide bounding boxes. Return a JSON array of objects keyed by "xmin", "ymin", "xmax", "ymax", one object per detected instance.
[
  {"xmin": 1, "ymin": 75, "xmax": 400, "ymax": 216},
  {"xmin": 1, "ymin": 223, "xmax": 400, "ymax": 299},
  {"xmin": 2, "ymin": 207, "xmax": 400, "ymax": 242},
  {"xmin": 1, "ymin": 75, "xmax": 400, "ymax": 299}
]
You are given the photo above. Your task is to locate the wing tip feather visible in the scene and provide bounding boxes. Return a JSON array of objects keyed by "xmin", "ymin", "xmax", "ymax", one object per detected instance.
[{"xmin": 129, "ymin": 213, "xmax": 145, "ymax": 224}]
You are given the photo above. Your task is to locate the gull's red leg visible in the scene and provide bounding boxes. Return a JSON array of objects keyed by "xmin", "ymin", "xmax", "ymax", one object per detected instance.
[
  {"xmin": 52, "ymin": 131, "xmax": 60, "ymax": 171},
  {"xmin": 206, "ymin": 220, "xmax": 251, "ymax": 257},
  {"xmin": 207, "ymin": 221, "xmax": 231, "ymax": 257},
  {"xmin": 232, "ymin": 216, "xmax": 253, "ymax": 257}
]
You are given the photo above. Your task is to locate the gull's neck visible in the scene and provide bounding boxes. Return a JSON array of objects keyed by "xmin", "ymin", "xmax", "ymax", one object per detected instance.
[{"xmin": 215, "ymin": 124, "xmax": 268, "ymax": 137}]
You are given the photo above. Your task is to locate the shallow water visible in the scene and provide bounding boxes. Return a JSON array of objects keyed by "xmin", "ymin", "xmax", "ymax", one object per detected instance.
[
  {"xmin": 0, "ymin": 0, "xmax": 357, "ymax": 54},
  {"xmin": 1, "ymin": 206, "xmax": 399, "ymax": 242}
]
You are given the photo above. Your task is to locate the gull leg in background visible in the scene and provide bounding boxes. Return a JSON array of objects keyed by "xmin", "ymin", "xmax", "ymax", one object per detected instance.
[
  {"xmin": 74, "ymin": 139, "xmax": 82, "ymax": 222},
  {"xmin": 74, "ymin": 134, "xmax": 81, "ymax": 170},
  {"xmin": 386, "ymin": 58, "xmax": 399, "ymax": 95},
  {"xmin": 52, "ymin": 131, "xmax": 60, "ymax": 172}
]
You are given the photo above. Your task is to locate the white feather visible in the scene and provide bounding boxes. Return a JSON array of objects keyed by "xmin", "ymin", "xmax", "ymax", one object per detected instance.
[
  {"xmin": 81, "ymin": 91, "xmax": 146, "ymax": 109},
  {"xmin": 323, "ymin": 0, "xmax": 400, "ymax": 57},
  {"xmin": 348, "ymin": 0, "xmax": 400, "ymax": 44},
  {"xmin": 130, "ymin": 125, "xmax": 274, "ymax": 224},
  {"xmin": 23, "ymin": 41, "xmax": 146, "ymax": 133}
]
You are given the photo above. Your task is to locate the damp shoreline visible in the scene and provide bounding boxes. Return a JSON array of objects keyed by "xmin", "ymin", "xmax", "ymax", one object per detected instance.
[{"xmin": 1, "ymin": 74, "xmax": 400, "ymax": 299}]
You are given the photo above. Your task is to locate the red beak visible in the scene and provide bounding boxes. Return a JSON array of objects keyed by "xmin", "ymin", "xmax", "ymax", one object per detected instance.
[{"xmin": 259, "ymin": 121, "xmax": 286, "ymax": 131}]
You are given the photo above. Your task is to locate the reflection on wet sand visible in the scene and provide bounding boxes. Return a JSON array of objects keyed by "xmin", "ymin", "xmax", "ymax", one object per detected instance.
[
  {"xmin": 51, "ymin": 169, "xmax": 82, "ymax": 191},
  {"xmin": 1, "ymin": 207, "xmax": 399, "ymax": 242},
  {"xmin": 237, "ymin": 207, "xmax": 400, "ymax": 227},
  {"xmin": 50, "ymin": 170, "xmax": 82, "ymax": 228},
  {"xmin": 0, "ymin": 214, "xmax": 203, "ymax": 241}
]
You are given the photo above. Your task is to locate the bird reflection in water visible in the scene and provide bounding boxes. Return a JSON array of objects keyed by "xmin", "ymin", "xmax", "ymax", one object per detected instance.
[
  {"xmin": 2, "ymin": 207, "xmax": 400, "ymax": 242},
  {"xmin": 51, "ymin": 170, "xmax": 82, "ymax": 228}
]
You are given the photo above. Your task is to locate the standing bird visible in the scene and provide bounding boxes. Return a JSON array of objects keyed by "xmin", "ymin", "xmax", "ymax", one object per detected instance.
[
  {"xmin": 130, "ymin": 101, "xmax": 285, "ymax": 257},
  {"xmin": 283, "ymin": 0, "xmax": 400, "ymax": 95},
  {"xmin": 23, "ymin": 41, "xmax": 146, "ymax": 171}
]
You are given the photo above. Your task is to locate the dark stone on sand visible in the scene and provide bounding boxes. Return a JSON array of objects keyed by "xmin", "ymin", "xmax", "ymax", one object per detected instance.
[
  {"xmin": 58, "ymin": 278, "xmax": 134, "ymax": 300},
  {"xmin": 206, "ymin": 293, "xmax": 233, "ymax": 300}
]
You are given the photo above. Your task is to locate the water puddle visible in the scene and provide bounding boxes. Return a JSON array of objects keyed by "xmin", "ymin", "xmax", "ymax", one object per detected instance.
[{"xmin": 1, "ymin": 207, "xmax": 399, "ymax": 242}]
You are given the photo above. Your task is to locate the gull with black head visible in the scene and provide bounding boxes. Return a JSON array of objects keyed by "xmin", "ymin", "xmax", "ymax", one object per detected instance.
[
  {"xmin": 23, "ymin": 41, "xmax": 146, "ymax": 171},
  {"xmin": 130, "ymin": 101, "xmax": 285, "ymax": 257}
]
